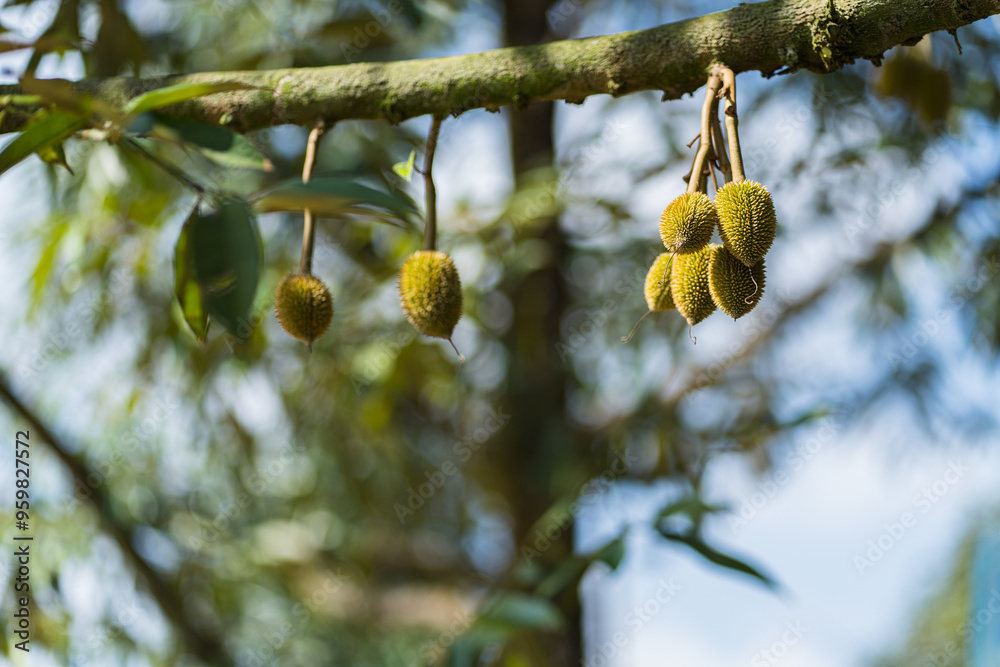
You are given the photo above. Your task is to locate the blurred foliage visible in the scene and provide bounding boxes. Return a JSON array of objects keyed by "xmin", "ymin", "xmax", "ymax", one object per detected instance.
[{"xmin": 0, "ymin": 1, "xmax": 999, "ymax": 666}]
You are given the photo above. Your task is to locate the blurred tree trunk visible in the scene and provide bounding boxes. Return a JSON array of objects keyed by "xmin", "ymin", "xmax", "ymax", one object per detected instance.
[{"xmin": 499, "ymin": 1, "xmax": 584, "ymax": 664}]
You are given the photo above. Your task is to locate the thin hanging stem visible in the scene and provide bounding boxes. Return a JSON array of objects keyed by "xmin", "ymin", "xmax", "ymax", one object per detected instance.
[
  {"xmin": 299, "ymin": 120, "xmax": 326, "ymax": 275},
  {"xmin": 422, "ymin": 117, "xmax": 443, "ymax": 251},
  {"xmin": 709, "ymin": 106, "xmax": 732, "ymax": 184},
  {"xmin": 122, "ymin": 138, "xmax": 209, "ymax": 195},
  {"xmin": 621, "ymin": 311, "xmax": 652, "ymax": 343},
  {"xmin": 715, "ymin": 65, "xmax": 746, "ymax": 182},
  {"xmin": 686, "ymin": 73, "xmax": 722, "ymax": 195}
]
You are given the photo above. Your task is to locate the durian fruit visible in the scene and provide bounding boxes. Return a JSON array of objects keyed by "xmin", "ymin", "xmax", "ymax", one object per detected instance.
[
  {"xmin": 715, "ymin": 180, "xmax": 776, "ymax": 267},
  {"xmin": 274, "ymin": 273, "xmax": 334, "ymax": 348},
  {"xmin": 708, "ymin": 244, "xmax": 765, "ymax": 319},
  {"xmin": 398, "ymin": 249, "xmax": 463, "ymax": 356},
  {"xmin": 659, "ymin": 192, "xmax": 717, "ymax": 255},
  {"xmin": 670, "ymin": 243, "xmax": 716, "ymax": 337},
  {"xmin": 622, "ymin": 252, "xmax": 675, "ymax": 343}
]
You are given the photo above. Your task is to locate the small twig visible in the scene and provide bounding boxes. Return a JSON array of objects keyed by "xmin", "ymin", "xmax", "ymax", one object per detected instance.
[
  {"xmin": 714, "ymin": 65, "xmax": 746, "ymax": 182},
  {"xmin": 686, "ymin": 74, "xmax": 722, "ymax": 195},
  {"xmin": 0, "ymin": 374, "xmax": 229, "ymax": 665},
  {"xmin": 422, "ymin": 117, "xmax": 443, "ymax": 251},
  {"xmin": 686, "ymin": 133, "xmax": 700, "ymax": 148},
  {"xmin": 122, "ymin": 138, "xmax": 209, "ymax": 195},
  {"xmin": 299, "ymin": 120, "xmax": 326, "ymax": 275},
  {"xmin": 948, "ymin": 28, "xmax": 962, "ymax": 54}
]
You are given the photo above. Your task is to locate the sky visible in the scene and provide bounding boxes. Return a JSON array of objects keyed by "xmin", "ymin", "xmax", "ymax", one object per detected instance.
[{"xmin": 1, "ymin": 2, "xmax": 1000, "ymax": 667}]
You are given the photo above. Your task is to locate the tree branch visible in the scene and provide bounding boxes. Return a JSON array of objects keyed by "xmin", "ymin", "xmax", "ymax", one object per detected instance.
[
  {"xmin": 0, "ymin": 375, "xmax": 230, "ymax": 666},
  {"xmin": 0, "ymin": 0, "xmax": 996, "ymax": 134}
]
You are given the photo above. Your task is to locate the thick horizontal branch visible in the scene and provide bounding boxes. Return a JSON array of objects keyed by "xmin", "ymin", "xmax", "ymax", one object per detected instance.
[{"xmin": 0, "ymin": 0, "xmax": 998, "ymax": 134}]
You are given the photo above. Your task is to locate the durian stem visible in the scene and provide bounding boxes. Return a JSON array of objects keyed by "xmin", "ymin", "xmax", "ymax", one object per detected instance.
[
  {"xmin": 447, "ymin": 337, "xmax": 465, "ymax": 364},
  {"xmin": 709, "ymin": 106, "xmax": 732, "ymax": 184},
  {"xmin": 715, "ymin": 65, "xmax": 746, "ymax": 183},
  {"xmin": 658, "ymin": 253, "xmax": 675, "ymax": 286},
  {"xmin": 621, "ymin": 310, "xmax": 652, "ymax": 344},
  {"xmin": 299, "ymin": 120, "xmax": 326, "ymax": 275},
  {"xmin": 746, "ymin": 271, "xmax": 759, "ymax": 304},
  {"xmin": 686, "ymin": 73, "xmax": 722, "ymax": 195},
  {"xmin": 422, "ymin": 117, "xmax": 443, "ymax": 251}
]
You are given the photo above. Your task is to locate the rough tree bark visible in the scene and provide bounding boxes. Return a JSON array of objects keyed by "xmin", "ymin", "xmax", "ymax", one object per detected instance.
[{"xmin": 0, "ymin": 0, "xmax": 997, "ymax": 134}]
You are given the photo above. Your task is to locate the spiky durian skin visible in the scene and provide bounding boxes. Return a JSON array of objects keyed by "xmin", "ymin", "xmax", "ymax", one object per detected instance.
[
  {"xmin": 709, "ymin": 245, "xmax": 766, "ymax": 319},
  {"xmin": 644, "ymin": 253, "xmax": 675, "ymax": 312},
  {"xmin": 398, "ymin": 250, "xmax": 463, "ymax": 339},
  {"xmin": 659, "ymin": 192, "xmax": 717, "ymax": 254},
  {"xmin": 274, "ymin": 273, "xmax": 334, "ymax": 344},
  {"xmin": 715, "ymin": 180, "xmax": 777, "ymax": 267},
  {"xmin": 670, "ymin": 244, "xmax": 716, "ymax": 326}
]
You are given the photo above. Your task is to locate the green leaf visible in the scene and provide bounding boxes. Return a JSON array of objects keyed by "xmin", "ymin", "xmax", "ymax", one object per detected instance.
[
  {"xmin": 0, "ymin": 108, "xmax": 86, "ymax": 177},
  {"xmin": 595, "ymin": 535, "xmax": 626, "ymax": 571},
  {"xmin": 36, "ymin": 141, "xmax": 72, "ymax": 174},
  {"xmin": 480, "ymin": 593, "xmax": 564, "ymax": 631},
  {"xmin": 392, "ymin": 149, "xmax": 416, "ymax": 182},
  {"xmin": 124, "ymin": 81, "xmax": 254, "ymax": 115},
  {"xmin": 253, "ymin": 175, "xmax": 419, "ymax": 225},
  {"xmin": 657, "ymin": 495, "xmax": 729, "ymax": 531},
  {"xmin": 134, "ymin": 114, "xmax": 271, "ymax": 170},
  {"xmin": 657, "ymin": 527, "xmax": 777, "ymax": 589},
  {"xmin": 28, "ymin": 221, "xmax": 68, "ymax": 318},
  {"xmin": 187, "ymin": 198, "xmax": 262, "ymax": 337},
  {"xmin": 173, "ymin": 204, "xmax": 209, "ymax": 342}
]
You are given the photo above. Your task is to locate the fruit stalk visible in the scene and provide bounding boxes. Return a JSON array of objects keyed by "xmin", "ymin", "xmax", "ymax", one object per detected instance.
[
  {"xmin": 422, "ymin": 117, "xmax": 443, "ymax": 251},
  {"xmin": 299, "ymin": 120, "xmax": 326, "ymax": 275},
  {"xmin": 715, "ymin": 65, "xmax": 746, "ymax": 183},
  {"xmin": 686, "ymin": 73, "xmax": 722, "ymax": 195}
]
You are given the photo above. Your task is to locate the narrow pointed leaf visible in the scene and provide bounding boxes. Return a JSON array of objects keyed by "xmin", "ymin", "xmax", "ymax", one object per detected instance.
[
  {"xmin": 658, "ymin": 527, "xmax": 777, "ymax": 588},
  {"xmin": 188, "ymin": 198, "xmax": 262, "ymax": 337},
  {"xmin": 253, "ymin": 175, "xmax": 419, "ymax": 223},
  {"xmin": 124, "ymin": 81, "xmax": 254, "ymax": 115},
  {"xmin": 392, "ymin": 149, "xmax": 416, "ymax": 182},
  {"xmin": 0, "ymin": 108, "xmax": 86, "ymax": 177},
  {"xmin": 173, "ymin": 205, "xmax": 209, "ymax": 342}
]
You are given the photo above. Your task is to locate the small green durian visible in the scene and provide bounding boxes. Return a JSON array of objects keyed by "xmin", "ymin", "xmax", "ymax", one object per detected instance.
[
  {"xmin": 398, "ymin": 250, "xmax": 463, "ymax": 357},
  {"xmin": 708, "ymin": 245, "xmax": 765, "ymax": 319},
  {"xmin": 274, "ymin": 273, "xmax": 334, "ymax": 348},
  {"xmin": 622, "ymin": 253, "xmax": 675, "ymax": 343},
  {"xmin": 659, "ymin": 192, "xmax": 717, "ymax": 255},
  {"xmin": 670, "ymin": 243, "xmax": 716, "ymax": 337},
  {"xmin": 715, "ymin": 180, "xmax": 776, "ymax": 267}
]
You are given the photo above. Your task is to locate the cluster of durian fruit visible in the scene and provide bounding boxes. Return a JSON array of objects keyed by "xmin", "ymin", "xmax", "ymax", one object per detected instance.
[{"xmin": 629, "ymin": 179, "xmax": 776, "ymax": 341}]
